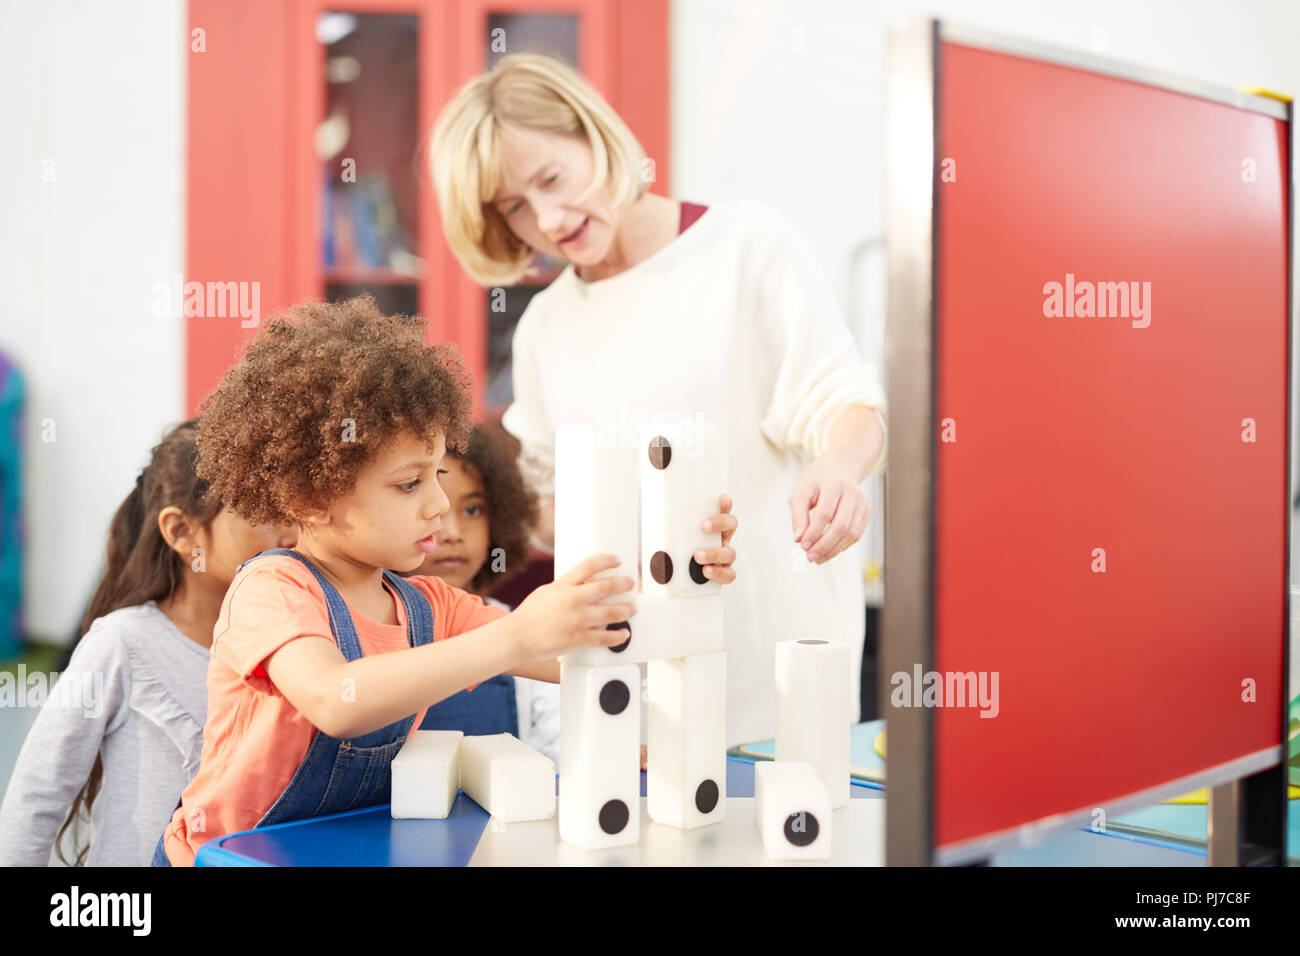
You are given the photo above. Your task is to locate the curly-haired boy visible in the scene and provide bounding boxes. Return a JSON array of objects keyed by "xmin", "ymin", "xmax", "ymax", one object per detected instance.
[{"xmin": 152, "ymin": 295, "xmax": 659, "ymax": 866}]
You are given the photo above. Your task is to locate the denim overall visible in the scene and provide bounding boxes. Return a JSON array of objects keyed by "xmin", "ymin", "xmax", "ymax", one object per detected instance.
[{"xmin": 151, "ymin": 548, "xmax": 435, "ymax": 866}]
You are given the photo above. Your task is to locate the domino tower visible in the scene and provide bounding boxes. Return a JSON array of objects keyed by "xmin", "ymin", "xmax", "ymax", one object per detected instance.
[
  {"xmin": 390, "ymin": 418, "xmax": 852, "ymax": 860},
  {"xmin": 555, "ymin": 419, "xmax": 728, "ymax": 847}
]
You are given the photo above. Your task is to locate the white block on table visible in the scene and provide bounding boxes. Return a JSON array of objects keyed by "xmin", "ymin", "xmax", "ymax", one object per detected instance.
[
  {"xmin": 775, "ymin": 639, "xmax": 851, "ymax": 808},
  {"xmin": 558, "ymin": 662, "xmax": 640, "ymax": 849},
  {"xmin": 554, "ymin": 423, "xmax": 639, "ymax": 602},
  {"xmin": 390, "ymin": 730, "xmax": 463, "ymax": 819},
  {"xmin": 647, "ymin": 651, "xmax": 726, "ymax": 829},
  {"xmin": 562, "ymin": 591, "xmax": 724, "ymax": 667},
  {"xmin": 639, "ymin": 421, "xmax": 726, "ymax": 598},
  {"xmin": 754, "ymin": 761, "xmax": 832, "ymax": 860},
  {"xmin": 459, "ymin": 733, "xmax": 556, "ymax": 822}
]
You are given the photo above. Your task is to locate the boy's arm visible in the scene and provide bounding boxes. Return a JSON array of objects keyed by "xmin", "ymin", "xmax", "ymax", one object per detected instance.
[
  {"xmin": 264, "ymin": 614, "xmax": 524, "ymax": 739},
  {"xmin": 506, "ymin": 658, "xmax": 560, "ymax": 683}
]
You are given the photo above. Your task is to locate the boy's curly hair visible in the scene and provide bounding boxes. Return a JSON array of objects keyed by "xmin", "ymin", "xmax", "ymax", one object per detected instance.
[
  {"xmin": 196, "ymin": 295, "xmax": 474, "ymax": 527},
  {"xmin": 457, "ymin": 423, "xmax": 540, "ymax": 596}
]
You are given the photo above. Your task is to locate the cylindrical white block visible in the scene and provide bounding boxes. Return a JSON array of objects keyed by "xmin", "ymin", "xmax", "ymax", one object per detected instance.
[{"xmin": 774, "ymin": 639, "xmax": 851, "ymax": 807}]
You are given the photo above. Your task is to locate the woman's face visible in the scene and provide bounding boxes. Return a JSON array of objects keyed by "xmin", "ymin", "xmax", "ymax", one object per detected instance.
[
  {"xmin": 412, "ymin": 455, "xmax": 490, "ymax": 591},
  {"xmin": 490, "ymin": 125, "xmax": 618, "ymax": 268}
]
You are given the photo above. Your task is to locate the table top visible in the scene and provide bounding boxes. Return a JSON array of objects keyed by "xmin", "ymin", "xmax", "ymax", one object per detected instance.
[
  {"xmin": 196, "ymin": 758, "xmax": 879, "ymax": 866},
  {"xmin": 194, "ymin": 752, "xmax": 1225, "ymax": 866}
]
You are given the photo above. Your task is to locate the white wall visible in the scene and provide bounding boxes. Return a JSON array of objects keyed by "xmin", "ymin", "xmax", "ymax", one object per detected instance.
[{"xmin": 0, "ymin": 0, "xmax": 186, "ymax": 643}]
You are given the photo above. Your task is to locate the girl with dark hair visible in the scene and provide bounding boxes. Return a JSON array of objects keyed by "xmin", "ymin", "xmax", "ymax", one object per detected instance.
[
  {"xmin": 0, "ymin": 419, "xmax": 294, "ymax": 866},
  {"xmin": 405, "ymin": 422, "xmax": 562, "ymax": 760}
]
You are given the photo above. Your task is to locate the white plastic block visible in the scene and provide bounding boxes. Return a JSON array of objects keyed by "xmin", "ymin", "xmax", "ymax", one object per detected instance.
[
  {"xmin": 639, "ymin": 421, "xmax": 726, "ymax": 598},
  {"xmin": 390, "ymin": 730, "xmax": 463, "ymax": 819},
  {"xmin": 647, "ymin": 651, "xmax": 726, "ymax": 828},
  {"xmin": 775, "ymin": 639, "xmax": 851, "ymax": 808},
  {"xmin": 562, "ymin": 591, "xmax": 725, "ymax": 667},
  {"xmin": 754, "ymin": 761, "xmax": 832, "ymax": 860},
  {"xmin": 558, "ymin": 662, "xmax": 640, "ymax": 849},
  {"xmin": 459, "ymin": 733, "xmax": 556, "ymax": 822},
  {"xmin": 554, "ymin": 423, "xmax": 638, "ymax": 605}
]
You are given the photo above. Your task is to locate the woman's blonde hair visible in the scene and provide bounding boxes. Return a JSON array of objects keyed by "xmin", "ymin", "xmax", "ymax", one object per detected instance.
[{"xmin": 430, "ymin": 52, "xmax": 648, "ymax": 287}]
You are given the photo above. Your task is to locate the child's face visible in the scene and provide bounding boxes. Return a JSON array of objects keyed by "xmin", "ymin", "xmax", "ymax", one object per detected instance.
[
  {"xmin": 412, "ymin": 455, "xmax": 490, "ymax": 591},
  {"xmin": 307, "ymin": 429, "xmax": 452, "ymax": 574},
  {"xmin": 198, "ymin": 510, "xmax": 298, "ymax": 586}
]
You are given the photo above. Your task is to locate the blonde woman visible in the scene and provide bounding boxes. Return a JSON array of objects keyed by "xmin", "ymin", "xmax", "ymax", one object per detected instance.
[{"xmin": 430, "ymin": 53, "xmax": 886, "ymax": 745}]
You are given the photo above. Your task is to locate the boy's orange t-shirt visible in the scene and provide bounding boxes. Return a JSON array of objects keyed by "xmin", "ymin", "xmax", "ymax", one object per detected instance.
[{"xmin": 161, "ymin": 553, "xmax": 508, "ymax": 866}]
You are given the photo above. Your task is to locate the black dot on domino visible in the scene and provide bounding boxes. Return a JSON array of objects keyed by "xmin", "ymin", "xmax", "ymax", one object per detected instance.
[
  {"xmin": 599, "ymin": 799, "xmax": 630, "ymax": 834},
  {"xmin": 647, "ymin": 436, "xmax": 672, "ymax": 470},
  {"xmin": 650, "ymin": 551, "xmax": 673, "ymax": 584},
  {"xmin": 783, "ymin": 811, "xmax": 820, "ymax": 847},
  {"xmin": 688, "ymin": 556, "xmax": 708, "ymax": 585},
  {"xmin": 605, "ymin": 621, "xmax": 631, "ymax": 653},
  {"xmin": 599, "ymin": 679, "xmax": 631, "ymax": 715},
  {"xmin": 694, "ymin": 779, "xmax": 720, "ymax": 814},
  {"xmin": 797, "ymin": 639, "xmax": 828, "ymax": 645}
]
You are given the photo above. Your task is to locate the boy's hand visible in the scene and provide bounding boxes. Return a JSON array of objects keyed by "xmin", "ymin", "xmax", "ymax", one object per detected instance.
[
  {"xmin": 511, "ymin": 554, "xmax": 636, "ymax": 663},
  {"xmin": 693, "ymin": 493, "xmax": 738, "ymax": 584}
]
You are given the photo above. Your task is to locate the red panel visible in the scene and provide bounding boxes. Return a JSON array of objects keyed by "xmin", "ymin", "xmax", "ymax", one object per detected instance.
[
  {"xmin": 611, "ymin": 0, "xmax": 669, "ymax": 196},
  {"xmin": 934, "ymin": 43, "xmax": 1288, "ymax": 851},
  {"xmin": 186, "ymin": 0, "xmax": 293, "ymax": 415}
]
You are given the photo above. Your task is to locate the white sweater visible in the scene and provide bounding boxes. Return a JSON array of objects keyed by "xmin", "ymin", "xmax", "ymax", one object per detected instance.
[{"xmin": 501, "ymin": 199, "xmax": 888, "ymax": 745}]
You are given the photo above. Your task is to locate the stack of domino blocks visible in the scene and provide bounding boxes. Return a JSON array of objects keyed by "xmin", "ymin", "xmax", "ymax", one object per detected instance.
[{"xmin": 555, "ymin": 420, "xmax": 727, "ymax": 849}]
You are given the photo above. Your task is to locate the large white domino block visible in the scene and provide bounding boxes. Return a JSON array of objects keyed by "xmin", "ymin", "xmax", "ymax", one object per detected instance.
[
  {"xmin": 561, "ymin": 591, "xmax": 725, "ymax": 667},
  {"xmin": 554, "ymin": 424, "xmax": 639, "ymax": 604},
  {"xmin": 754, "ymin": 761, "xmax": 832, "ymax": 860},
  {"xmin": 647, "ymin": 651, "xmax": 726, "ymax": 829},
  {"xmin": 390, "ymin": 730, "xmax": 463, "ymax": 819},
  {"xmin": 775, "ymin": 639, "xmax": 851, "ymax": 808},
  {"xmin": 639, "ymin": 421, "xmax": 726, "ymax": 598},
  {"xmin": 459, "ymin": 733, "xmax": 556, "ymax": 822},
  {"xmin": 558, "ymin": 662, "xmax": 640, "ymax": 849}
]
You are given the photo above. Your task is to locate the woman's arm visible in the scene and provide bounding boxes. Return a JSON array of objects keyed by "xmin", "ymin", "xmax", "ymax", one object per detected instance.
[
  {"xmin": 790, "ymin": 403, "xmax": 885, "ymax": 563},
  {"xmin": 751, "ymin": 205, "xmax": 888, "ymax": 565}
]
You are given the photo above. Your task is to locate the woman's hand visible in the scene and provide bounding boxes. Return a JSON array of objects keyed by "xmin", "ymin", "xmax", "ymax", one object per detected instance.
[
  {"xmin": 511, "ymin": 554, "xmax": 636, "ymax": 662},
  {"xmin": 694, "ymin": 493, "xmax": 738, "ymax": 584},
  {"xmin": 789, "ymin": 453, "xmax": 871, "ymax": 564}
]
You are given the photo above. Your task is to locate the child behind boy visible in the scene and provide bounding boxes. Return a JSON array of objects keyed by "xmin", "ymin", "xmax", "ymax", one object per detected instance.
[
  {"xmin": 405, "ymin": 423, "xmax": 562, "ymax": 762},
  {"xmin": 155, "ymin": 296, "xmax": 737, "ymax": 865}
]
